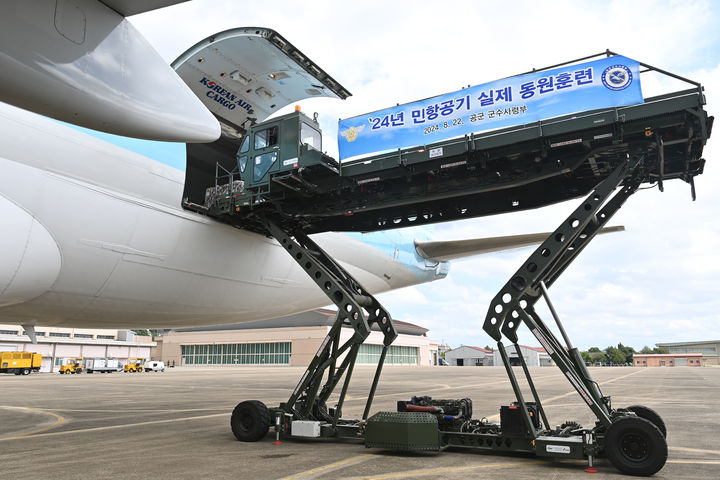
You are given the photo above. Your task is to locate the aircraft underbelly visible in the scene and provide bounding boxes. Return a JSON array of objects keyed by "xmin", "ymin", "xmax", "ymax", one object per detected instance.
[
  {"xmin": 0, "ymin": 104, "xmax": 426, "ymax": 329},
  {"xmin": 0, "ymin": 162, "xmax": 409, "ymax": 328},
  {"xmin": 0, "ymin": 245, "xmax": 401, "ymax": 329}
]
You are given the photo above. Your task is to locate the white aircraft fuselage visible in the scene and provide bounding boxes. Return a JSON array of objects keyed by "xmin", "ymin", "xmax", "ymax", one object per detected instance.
[{"xmin": 0, "ymin": 103, "xmax": 446, "ymax": 329}]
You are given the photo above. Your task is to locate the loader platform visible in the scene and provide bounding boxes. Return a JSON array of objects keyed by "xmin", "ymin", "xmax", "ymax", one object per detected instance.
[{"xmin": 184, "ymin": 54, "xmax": 711, "ymax": 235}]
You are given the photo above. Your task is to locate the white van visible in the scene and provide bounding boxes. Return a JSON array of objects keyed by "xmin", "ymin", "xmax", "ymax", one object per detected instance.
[{"xmin": 144, "ymin": 361, "xmax": 165, "ymax": 372}]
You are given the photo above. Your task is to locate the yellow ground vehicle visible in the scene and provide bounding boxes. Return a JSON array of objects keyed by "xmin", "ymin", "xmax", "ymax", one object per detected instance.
[
  {"xmin": 59, "ymin": 358, "xmax": 83, "ymax": 374},
  {"xmin": 1, "ymin": 352, "xmax": 42, "ymax": 375},
  {"xmin": 124, "ymin": 358, "xmax": 145, "ymax": 373}
]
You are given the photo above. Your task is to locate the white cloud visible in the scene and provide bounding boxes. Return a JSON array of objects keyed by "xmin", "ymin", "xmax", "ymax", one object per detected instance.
[{"xmin": 130, "ymin": 0, "xmax": 720, "ymax": 351}]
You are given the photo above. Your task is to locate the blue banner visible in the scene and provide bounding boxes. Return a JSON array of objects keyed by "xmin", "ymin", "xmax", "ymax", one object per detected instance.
[{"xmin": 338, "ymin": 55, "xmax": 643, "ymax": 160}]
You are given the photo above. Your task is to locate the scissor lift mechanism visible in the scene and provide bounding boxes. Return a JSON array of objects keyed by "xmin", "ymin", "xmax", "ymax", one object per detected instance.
[{"xmin": 206, "ymin": 53, "xmax": 713, "ymax": 476}]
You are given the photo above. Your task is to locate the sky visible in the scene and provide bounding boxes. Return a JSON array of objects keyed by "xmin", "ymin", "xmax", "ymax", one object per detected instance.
[{"xmin": 129, "ymin": 0, "xmax": 720, "ymax": 351}]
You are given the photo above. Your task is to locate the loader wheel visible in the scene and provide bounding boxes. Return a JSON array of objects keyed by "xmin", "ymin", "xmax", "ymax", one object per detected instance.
[
  {"xmin": 231, "ymin": 400, "xmax": 270, "ymax": 442},
  {"xmin": 605, "ymin": 416, "xmax": 667, "ymax": 476},
  {"xmin": 627, "ymin": 405, "xmax": 667, "ymax": 438}
]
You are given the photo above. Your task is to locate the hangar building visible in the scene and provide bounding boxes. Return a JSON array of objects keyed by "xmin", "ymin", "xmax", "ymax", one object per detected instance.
[
  {"xmin": 655, "ymin": 340, "xmax": 719, "ymax": 366},
  {"xmin": 492, "ymin": 344, "xmax": 554, "ymax": 367},
  {"xmin": 153, "ymin": 309, "xmax": 440, "ymax": 367},
  {"xmin": 444, "ymin": 346, "xmax": 494, "ymax": 366},
  {"xmin": 0, "ymin": 325, "xmax": 155, "ymax": 372}
]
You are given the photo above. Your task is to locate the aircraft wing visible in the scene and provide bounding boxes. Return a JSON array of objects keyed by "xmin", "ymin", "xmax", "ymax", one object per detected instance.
[
  {"xmin": 0, "ymin": 0, "xmax": 219, "ymax": 143},
  {"xmin": 415, "ymin": 226, "xmax": 624, "ymax": 262},
  {"xmin": 172, "ymin": 27, "xmax": 351, "ymax": 140},
  {"xmin": 99, "ymin": 1, "xmax": 188, "ymax": 16}
]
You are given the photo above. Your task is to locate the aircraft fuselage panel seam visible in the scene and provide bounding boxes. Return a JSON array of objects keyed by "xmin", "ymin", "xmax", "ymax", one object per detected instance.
[{"xmin": 42, "ymin": 169, "xmax": 210, "ymax": 224}]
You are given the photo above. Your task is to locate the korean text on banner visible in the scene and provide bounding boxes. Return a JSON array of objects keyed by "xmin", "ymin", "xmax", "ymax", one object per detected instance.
[{"xmin": 337, "ymin": 56, "xmax": 643, "ymax": 160}]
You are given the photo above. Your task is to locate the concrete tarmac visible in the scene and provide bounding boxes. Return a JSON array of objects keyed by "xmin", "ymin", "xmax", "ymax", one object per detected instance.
[{"xmin": 1, "ymin": 365, "xmax": 719, "ymax": 479}]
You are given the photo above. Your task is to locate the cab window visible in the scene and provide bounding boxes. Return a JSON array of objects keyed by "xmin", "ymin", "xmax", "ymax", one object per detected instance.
[
  {"xmin": 239, "ymin": 135, "xmax": 250, "ymax": 154},
  {"xmin": 254, "ymin": 126, "xmax": 278, "ymax": 150},
  {"xmin": 237, "ymin": 153, "xmax": 248, "ymax": 173},
  {"xmin": 301, "ymin": 123, "xmax": 322, "ymax": 151},
  {"xmin": 254, "ymin": 152, "xmax": 278, "ymax": 182},
  {"xmin": 237, "ymin": 135, "xmax": 250, "ymax": 173}
]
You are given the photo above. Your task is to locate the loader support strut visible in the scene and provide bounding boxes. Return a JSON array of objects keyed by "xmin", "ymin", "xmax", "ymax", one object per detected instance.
[
  {"xmin": 262, "ymin": 218, "xmax": 398, "ymax": 424},
  {"xmin": 483, "ymin": 156, "xmax": 646, "ymax": 427}
]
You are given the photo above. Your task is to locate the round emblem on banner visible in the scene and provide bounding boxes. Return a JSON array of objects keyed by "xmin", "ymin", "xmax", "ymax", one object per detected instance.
[{"xmin": 602, "ymin": 64, "xmax": 633, "ymax": 91}]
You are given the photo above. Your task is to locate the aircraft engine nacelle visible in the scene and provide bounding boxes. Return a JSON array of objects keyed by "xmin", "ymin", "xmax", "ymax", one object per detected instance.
[{"xmin": 0, "ymin": 194, "xmax": 61, "ymax": 307}]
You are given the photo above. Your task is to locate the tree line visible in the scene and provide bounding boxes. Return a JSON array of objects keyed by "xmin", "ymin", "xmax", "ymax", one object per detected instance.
[{"xmin": 580, "ymin": 343, "xmax": 669, "ymax": 365}]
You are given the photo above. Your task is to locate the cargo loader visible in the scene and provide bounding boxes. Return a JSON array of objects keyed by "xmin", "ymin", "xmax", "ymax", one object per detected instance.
[{"xmin": 180, "ymin": 50, "xmax": 711, "ymax": 476}]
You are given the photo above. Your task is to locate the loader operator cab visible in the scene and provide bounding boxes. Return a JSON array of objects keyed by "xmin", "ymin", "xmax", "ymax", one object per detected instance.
[
  {"xmin": 199, "ymin": 109, "xmax": 336, "ymax": 216},
  {"xmin": 235, "ymin": 109, "xmax": 332, "ymax": 191}
]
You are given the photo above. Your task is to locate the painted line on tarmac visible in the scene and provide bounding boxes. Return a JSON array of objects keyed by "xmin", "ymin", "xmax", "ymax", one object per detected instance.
[
  {"xmin": 351, "ymin": 460, "xmax": 549, "ymax": 480},
  {"xmin": 0, "ymin": 412, "xmax": 227, "ymax": 441},
  {"xmin": 670, "ymin": 446, "xmax": 720, "ymax": 456},
  {"xmin": 0, "ymin": 405, "xmax": 65, "ymax": 439},
  {"xmin": 369, "ymin": 375, "xmax": 558, "ymax": 401},
  {"xmin": 456, "ymin": 374, "xmax": 558, "ymax": 390},
  {"xmin": 485, "ymin": 369, "xmax": 648, "ymax": 421},
  {"xmin": 277, "ymin": 453, "xmax": 376, "ymax": 480},
  {"xmin": 667, "ymin": 459, "xmax": 720, "ymax": 465},
  {"xmin": 50, "ymin": 408, "xmax": 229, "ymax": 413},
  {"xmin": 539, "ymin": 369, "xmax": 646, "ymax": 405}
]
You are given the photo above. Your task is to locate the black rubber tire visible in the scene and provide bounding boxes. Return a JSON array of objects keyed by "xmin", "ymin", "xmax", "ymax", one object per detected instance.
[
  {"xmin": 231, "ymin": 400, "xmax": 270, "ymax": 442},
  {"xmin": 627, "ymin": 405, "xmax": 667, "ymax": 438},
  {"xmin": 605, "ymin": 416, "xmax": 667, "ymax": 476},
  {"xmin": 22, "ymin": 369, "xmax": 30, "ymax": 375}
]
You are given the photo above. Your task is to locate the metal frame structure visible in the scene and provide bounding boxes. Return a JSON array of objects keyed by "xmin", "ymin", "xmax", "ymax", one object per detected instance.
[
  {"xmin": 223, "ymin": 53, "xmax": 713, "ymax": 476},
  {"xmin": 262, "ymin": 218, "xmax": 397, "ymax": 432},
  {"xmin": 482, "ymin": 156, "xmax": 645, "ymax": 436}
]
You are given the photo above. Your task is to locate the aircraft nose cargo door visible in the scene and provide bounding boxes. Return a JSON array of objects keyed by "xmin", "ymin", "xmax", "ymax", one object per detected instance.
[
  {"xmin": 174, "ymin": 27, "xmax": 351, "ymax": 208},
  {"xmin": 172, "ymin": 27, "xmax": 350, "ymax": 141}
]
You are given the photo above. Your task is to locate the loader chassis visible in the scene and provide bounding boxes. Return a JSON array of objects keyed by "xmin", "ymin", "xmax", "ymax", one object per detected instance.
[{"xmin": 190, "ymin": 53, "xmax": 712, "ymax": 476}]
